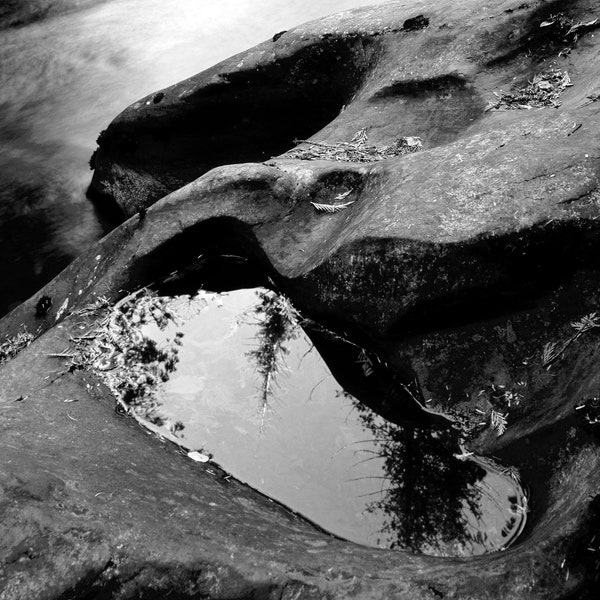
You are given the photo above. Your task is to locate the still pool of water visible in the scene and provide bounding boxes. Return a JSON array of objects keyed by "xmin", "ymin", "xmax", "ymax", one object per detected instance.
[{"xmin": 135, "ymin": 287, "xmax": 527, "ymax": 555}]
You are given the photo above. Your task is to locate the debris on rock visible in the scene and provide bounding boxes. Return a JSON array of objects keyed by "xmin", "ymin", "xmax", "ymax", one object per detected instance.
[
  {"xmin": 280, "ymin": 128, "xmax": 422, "ymax": 162},
  {"xmin": 540, "ymin": 13, "xmax": 599, "ymax": 45},
  {"xmin": 65, "ymin": 289, "xmax": 183, "ymax": 426},
  {"xmin": 187, "ymin": 450, "xmax": 211, "ymax": 463},
  {"xmin": 0, "ymin": 328, "xmax": 33, "ymax": 363},
  {"xmin": 575, "ymin": 396, "xmax": 600, "ymax": 426},
  {"xmin": 486, "ymin": 70, "xmax": 572, "ymax": 111},
  {"xmin": 402, "ymin": 15, "xmax": 430, "ymax": 32},
  {"xmin": 581, "ymin": 92, "xmax": 600, "ymax": 107}
]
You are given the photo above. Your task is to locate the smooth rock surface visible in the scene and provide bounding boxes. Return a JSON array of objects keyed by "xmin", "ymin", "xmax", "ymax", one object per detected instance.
[
  {"xmin": 2, "ymin": 0, "xmax": 600, "ymax": 598},
  {"xmin": 86, "ymin": 0, "xmax": 600, "ymax": 341},
  {"xmin": 1, "ymin": 292, "xmax": 598, "ymax": 599}
]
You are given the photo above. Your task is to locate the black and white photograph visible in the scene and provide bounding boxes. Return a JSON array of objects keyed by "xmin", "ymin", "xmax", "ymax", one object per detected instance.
[{"xmin": 0, "ymin": 1, "xmax": 599, "ymax": 598}]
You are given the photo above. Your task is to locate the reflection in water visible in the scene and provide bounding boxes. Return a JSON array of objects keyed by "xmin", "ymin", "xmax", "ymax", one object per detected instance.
[
  {"xmin": 323, "ymin": 328, "xmax": 528, "ymax": 555},
  {"xmin": 352, "ymin": 405, "xmax": 485, "ymax": 553},
  {"xmin": 247, "ymin": 291, "xmax": 299, "ymax": 428},
  {"xmin": 103, "ymin": 286, "xmax": 526, "ymax": 555}
]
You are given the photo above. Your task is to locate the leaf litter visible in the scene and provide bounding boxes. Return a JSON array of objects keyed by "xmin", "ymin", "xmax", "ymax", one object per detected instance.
[
  {"xmin": 486, "ymin": 70, "xmax": 572, "ymax": 111},
  {"xmin": 280, "ymin": 128, "xmax": 423, "ymax": 162}
]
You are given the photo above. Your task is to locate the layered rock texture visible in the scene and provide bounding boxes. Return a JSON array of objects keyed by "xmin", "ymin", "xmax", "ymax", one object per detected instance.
[{"xmin": 2, "ymin": 0, "xmax": 600, "ymax": 598}]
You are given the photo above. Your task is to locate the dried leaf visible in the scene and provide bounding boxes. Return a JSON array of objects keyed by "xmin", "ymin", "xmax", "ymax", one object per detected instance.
[
  {"xmin": 357, "ymin": 349, "xmax": 374, "ymax": 377},
  {"xmin": 187, "ymin": 451, "xmax": 210, "ymax": 463},
  {"xmin": 335, "ymin": 190, "xmax": 353, "ymax": 201}
]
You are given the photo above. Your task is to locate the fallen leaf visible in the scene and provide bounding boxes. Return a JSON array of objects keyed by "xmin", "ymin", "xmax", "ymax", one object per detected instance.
[{"xmin": 187, "ymin": 451, "xmax": 210, "ymax": 463}]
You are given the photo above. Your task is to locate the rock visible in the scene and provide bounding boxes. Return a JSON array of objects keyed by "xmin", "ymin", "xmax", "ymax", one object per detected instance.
[
  {"xmin": 90, "ymin": 0, "xmax": 600, "ymax": 218},
  {"xmin": 1, "ymin": 279, "xmax": 599, "ymax": 599},
  {"xmin": 85, "ymin": 0, "xmax": 600, "ymax": 337},
  {"xmin": 2, "ymin": 0, "xmax": 600, "ymax": 597}
]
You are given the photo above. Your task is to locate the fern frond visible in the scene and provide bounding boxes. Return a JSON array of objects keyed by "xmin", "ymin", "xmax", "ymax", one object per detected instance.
[
  {"xmin": 490, "ymin": 410, "xmax": 508, "ymax": 436},
  {"xmin": 310, "ymin": 200, "xmax": 355, "ymax": 213},
  {"xmin": 542, "ymin": 341, "xmax": 561, "ymax": 367},
  {"xmin": 571, "ymin": 312, "xmax": 600, "ymax": 334}
]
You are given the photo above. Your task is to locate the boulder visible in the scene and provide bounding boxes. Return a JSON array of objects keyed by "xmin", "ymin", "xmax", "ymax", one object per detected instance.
[
  {"xmin": 1, "ymin": 252, "xmax": 599, "ymax": 599},
  {"xmin": 2, "ymin": 0, "xmax": 600, "ymax": 597}
]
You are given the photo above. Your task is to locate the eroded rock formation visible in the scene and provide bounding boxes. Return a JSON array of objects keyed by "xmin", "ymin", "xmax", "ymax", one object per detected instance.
[{"xmin": 2, "ymin": 0, "xmax": 600, "ymax": 598}]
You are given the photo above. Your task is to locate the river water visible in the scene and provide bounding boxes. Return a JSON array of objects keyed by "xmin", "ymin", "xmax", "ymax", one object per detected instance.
[{"xmin": 0, "ymin": 0, "xmax": 392, "ymax": 315}]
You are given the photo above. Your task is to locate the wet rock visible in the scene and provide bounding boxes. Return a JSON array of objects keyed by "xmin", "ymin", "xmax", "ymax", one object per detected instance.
[
  {"xmin": 2, "ymin": 0, "xmax": 600, "ymax": 598},
  {"xmin": 1, "ymin": 295, "xmax": 599, "ymax": 598},
  {"xmin": 86, "ymin": 0, "xmax": 600, "ymax": 342}
]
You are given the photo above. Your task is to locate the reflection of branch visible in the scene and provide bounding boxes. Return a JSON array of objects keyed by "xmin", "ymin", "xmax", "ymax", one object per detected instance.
[
  {"xmin": 247, "ymin": 291, "xmax": 299, "ymax": 430},
  {"xmin": 543, "ymin": 312, "xmax": 600, "ymax": 368},
  {"xmin": 353, "ymin": 397, "xmax": 485, "ymax": 553},
  {"xmin": 257, "ymin": 363, "xmax": 274, "ymax": 431}
]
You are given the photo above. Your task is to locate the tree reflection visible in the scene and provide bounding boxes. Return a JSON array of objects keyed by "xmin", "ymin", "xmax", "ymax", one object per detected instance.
[
  {"xmin": 247, "ymin": 290, "xmax": 299, "ymax": 428},
  {"xmin": 333, "ymin": 341, "xmax": 487, "ymax": 554},
  {"xmin": 247, "ymin": 291, "xmax": 488, "ymax": 553},
  {"xmin": 355, "ymin": 403, "xmax": 485, "ymax": 553}
]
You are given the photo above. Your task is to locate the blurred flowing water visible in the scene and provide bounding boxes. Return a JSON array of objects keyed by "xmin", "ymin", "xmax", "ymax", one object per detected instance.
[{"xmin": 0, "ymin": 0, "xmax": 391, "ymax": 315}]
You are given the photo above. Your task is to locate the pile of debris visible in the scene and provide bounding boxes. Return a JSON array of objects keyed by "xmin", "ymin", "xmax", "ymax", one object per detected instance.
[
  {"xmin": 280, "ymin": 128, "xmax": 423, "ymax": 162},
  {"xmin": 539, "ymin": 13, "xmax": 599, "ymax": 46},
  {"xmin": 65, "ymin": 289, "xmax": 183, "ymax": 429},
  {"xmin": 0, "ymin": 328, "xmax": 33, "ymax": 364},
  {"xmin": 486, "ymin": 70, "xmax": 572, "ymax": 111}
]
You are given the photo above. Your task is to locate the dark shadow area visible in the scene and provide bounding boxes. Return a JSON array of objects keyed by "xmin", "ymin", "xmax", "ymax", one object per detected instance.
[
  {"xmin": 0, "ymin": 197, "xmax": 115, "ymax": 318},
  {"xmin": 372, "ymin": 74, "xmax": 468, "ymax": 99},
  {"xmin": 402, "ymin": 15, "xmax": 429, "ymax": 32},
  {"xmin": 485, "ymin": 0, "xmax": 599, "ymax": 67},
  {"xmin": 90, "ymin": 35, "xmax": 381, "ymax": 207},
  {"xmin": 387, "ymin": 221, "xmax": 600, "ymax": 337},
  {"xmin": 367, "ymin": 74, "xmax": 484, "ymax": 148},
  {"xmin": 142, "ymin": 217, "xmax": 276, "ymax": 297},
  {"xmin": 302, "ymin": 320, "xmax": 451, "ymax": 430},
  {"xmin": 295, "ymin": 219, "xmax": 600, "ymax": 340},
  {"xmin": 86, "ymin": 185, "xmax": 128, "ymax": 223}
]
